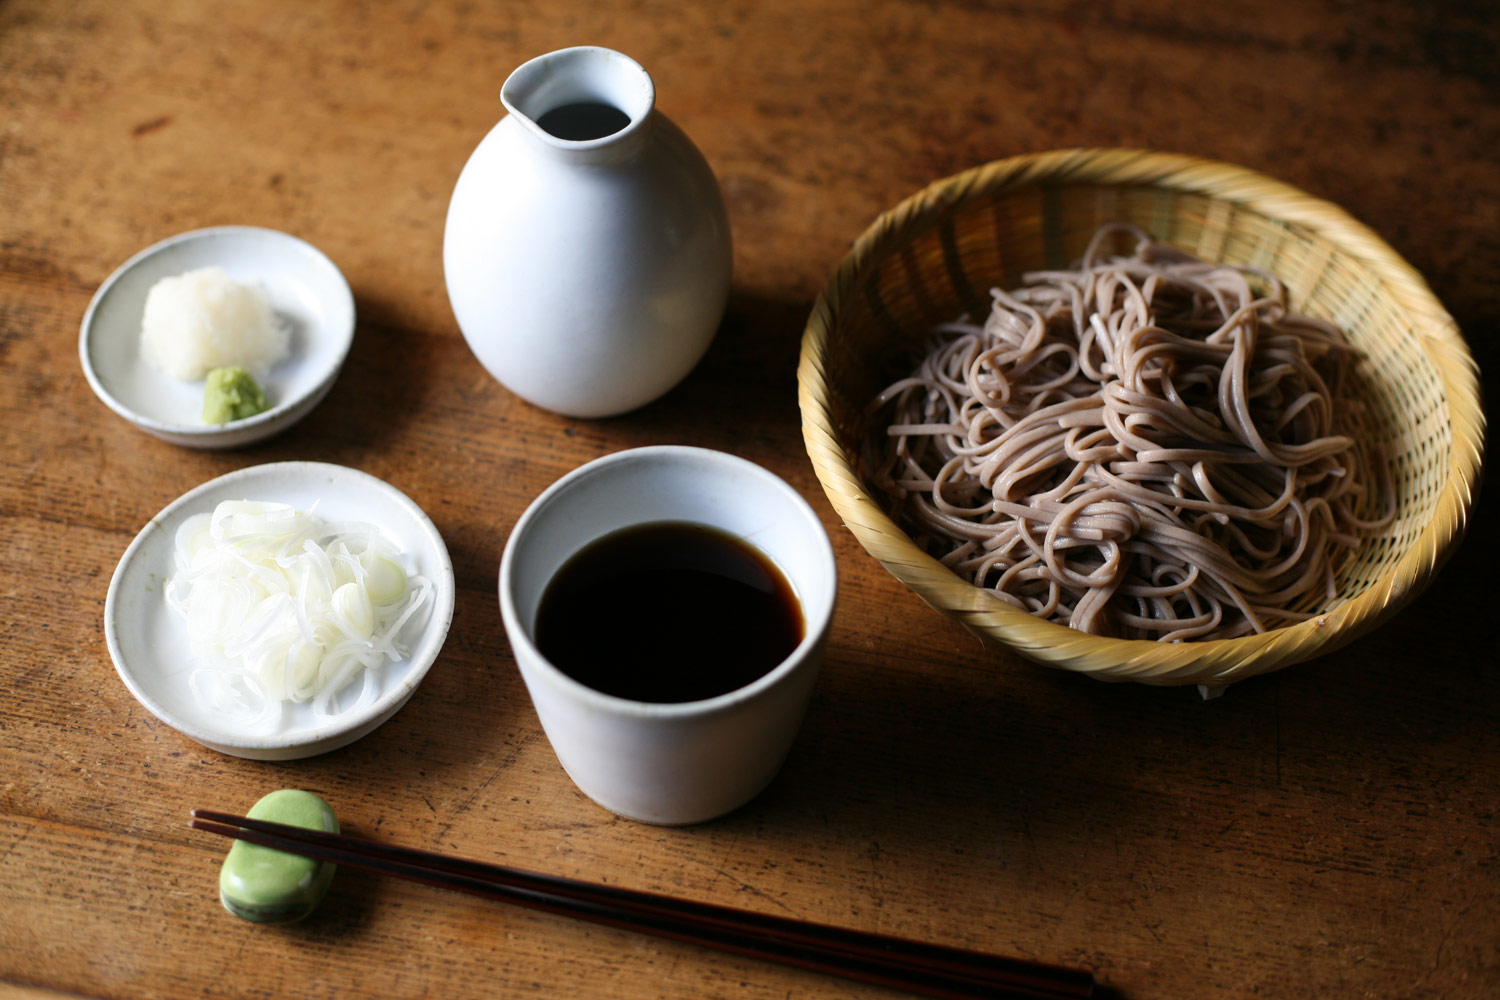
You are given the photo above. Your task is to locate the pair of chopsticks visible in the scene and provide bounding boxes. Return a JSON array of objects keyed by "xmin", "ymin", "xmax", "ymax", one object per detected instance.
[{"xmin": 192, "ymin": 810, "xmax": 1095, "ymax": 999}]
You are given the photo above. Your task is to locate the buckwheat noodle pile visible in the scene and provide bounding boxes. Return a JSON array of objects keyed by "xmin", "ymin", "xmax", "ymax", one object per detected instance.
[{"xmin": 872, "ymin": 224, "xmax": 1394, "ymax": 641}]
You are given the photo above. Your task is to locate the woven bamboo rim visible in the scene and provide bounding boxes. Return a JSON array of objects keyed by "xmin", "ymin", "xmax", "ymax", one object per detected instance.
[{"xmin": 798, "ymin": 148, "xmax": 1484, "ymax": 686}]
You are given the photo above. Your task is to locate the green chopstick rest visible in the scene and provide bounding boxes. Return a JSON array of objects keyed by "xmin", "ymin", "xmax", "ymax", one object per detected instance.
[{"xmin": 219, "ymin": 789, "xmax": 339, "ymax": 923}]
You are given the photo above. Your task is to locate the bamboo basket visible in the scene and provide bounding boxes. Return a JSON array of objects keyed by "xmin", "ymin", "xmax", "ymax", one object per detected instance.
[{"xmin": 798, "ymin": 149, "xmax": 1484, "ymax": 687}]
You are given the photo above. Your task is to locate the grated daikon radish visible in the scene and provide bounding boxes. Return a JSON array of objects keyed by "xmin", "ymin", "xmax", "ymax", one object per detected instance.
[
  {"xmin": 140, "ymin": 266, "xmax": 289, "ymax": 380},
  {"xmin": 164, "ymin": 500, "xmax": 432, "ymax": 728}
]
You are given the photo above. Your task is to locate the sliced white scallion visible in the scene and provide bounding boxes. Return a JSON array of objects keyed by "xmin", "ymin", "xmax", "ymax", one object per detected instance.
[{"xmin": 166, "ymin": 500, "xmax": 433, "ymax": 728}]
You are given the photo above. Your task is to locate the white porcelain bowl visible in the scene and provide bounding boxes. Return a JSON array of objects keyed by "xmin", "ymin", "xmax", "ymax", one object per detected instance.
[
  {"xmin": 80, "ymin": 227, "xmax": 356, "ymax": 449},
  {"xmin": 105, "ymin": 462, "xmax": 455, "ymax": 760}
]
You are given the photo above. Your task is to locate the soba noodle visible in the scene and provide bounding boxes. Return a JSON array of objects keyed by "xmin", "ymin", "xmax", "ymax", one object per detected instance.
[{"xmin": 872, "ymin": 223, "xmax": 1393, "ymax": 641}]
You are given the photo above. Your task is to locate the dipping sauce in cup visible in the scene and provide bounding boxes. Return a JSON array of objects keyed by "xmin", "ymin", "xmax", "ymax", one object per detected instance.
[
  {"xmin": 499, "ymin": 446, "xmax": 837, "ymax": 825},
  {"xmin": 535, "ymin": 521, "xmax": 804, "ymax": 703}
]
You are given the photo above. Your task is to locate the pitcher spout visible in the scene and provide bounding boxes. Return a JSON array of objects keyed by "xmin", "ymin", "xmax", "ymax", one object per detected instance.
[{"xmin": 501, "ymin": 46, "xmax": 655, "ymax": 160}]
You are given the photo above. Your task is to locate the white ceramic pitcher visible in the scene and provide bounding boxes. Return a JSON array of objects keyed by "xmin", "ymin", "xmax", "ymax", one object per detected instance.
[{"xmin": 443, "ymin": 47, "xmax": 733, "ymax": 418}]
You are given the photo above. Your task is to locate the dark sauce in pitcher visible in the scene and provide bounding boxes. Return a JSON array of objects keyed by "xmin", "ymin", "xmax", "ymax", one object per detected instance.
[
  {"xmin": 534, "ymin": 522, "xmax": 804, "ymax": 703},
  {"xmin": 536, "ymin": 101, "xmax": 632, "ymax": 140}
]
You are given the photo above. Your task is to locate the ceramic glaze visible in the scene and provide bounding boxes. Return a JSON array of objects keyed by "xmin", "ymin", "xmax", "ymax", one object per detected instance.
[
  {"xmin": 499, "ymin": 447, "xmax": 838, "ymax": 825},
  {"xmin": 79, "ymin": 227, "xmax": 355, "ymax": 449},
  {"xmin": 444, "ymin": 47, "xmax": 732, "ymax": 418},
  {"xmin": 104, "ymin": 462, "xmax": 456, "ymax": 761},
  {"xmin": 218, "ymin": 790, "xmax": 339, "ymax": 923}
]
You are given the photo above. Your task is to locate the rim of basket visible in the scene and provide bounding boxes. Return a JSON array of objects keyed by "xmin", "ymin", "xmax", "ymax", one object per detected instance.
[{"xmin": 797, "ymin": 147, "xmax": 1486, "ymax": 685}]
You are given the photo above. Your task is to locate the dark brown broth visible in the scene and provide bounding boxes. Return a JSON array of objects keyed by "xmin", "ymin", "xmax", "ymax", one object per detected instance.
[
  {"xmin": 535, "ymin": 101, "xmax": 631, "ymax": 141},
  {"xmin": 534, "ymin": 522, "xmax": 803, "ymax": 703}
]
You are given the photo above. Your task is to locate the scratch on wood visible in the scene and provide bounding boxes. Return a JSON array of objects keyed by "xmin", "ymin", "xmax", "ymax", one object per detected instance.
[
  {"xmin": 432, "ymin": 764, "xmax": 506, "ymax": 843},
  {"xmin": 714, "ymin": 866, "xmax": 800, "ymax": 918},
  {"xmin": 131, "ymin": 115, "xmax": 172, "ymax": 137},
  {"xmin": 0, "ymin": 823, "xmax": 33, "ymax": 867},
  {"xmin": 1124, "ymin": 899, "xmax": 1164, "ymax": 944}
]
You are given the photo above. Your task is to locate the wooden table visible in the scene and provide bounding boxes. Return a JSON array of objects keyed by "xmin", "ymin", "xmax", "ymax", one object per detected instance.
[{"xmin": 3, "ymin": 2, "xmax": 1495, "ymax": 997}]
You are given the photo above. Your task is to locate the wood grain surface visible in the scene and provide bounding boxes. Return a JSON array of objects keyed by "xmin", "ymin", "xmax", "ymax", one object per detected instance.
[{"xmin": 2, "ymin": 2, "xmax": 1496, "ymax": 998}]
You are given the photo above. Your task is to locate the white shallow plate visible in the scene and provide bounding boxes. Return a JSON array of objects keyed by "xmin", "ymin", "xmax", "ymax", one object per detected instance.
[
  {"xmin": 105, "ymin": 462, "xmax": 456, "ymax": 760},
  {"xmin": 80, "ymin": 227, "xmax": 356, "ymax": 449}
]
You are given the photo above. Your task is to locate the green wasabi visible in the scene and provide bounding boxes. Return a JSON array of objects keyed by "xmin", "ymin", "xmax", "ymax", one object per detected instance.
[
  {"xmin": 218, "ymin": 789, "xmax": 339, "ymax": 923},
  {"xmin": 202, "ymin": 365, "xmax": 270, "ymax": 424}
]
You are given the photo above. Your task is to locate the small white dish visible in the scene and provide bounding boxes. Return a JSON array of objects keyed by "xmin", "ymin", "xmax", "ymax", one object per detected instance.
[
  {"xmin": 80, "ymin": 227, "xmax": 356, "ymax": 449},
  {"xmin": 105, "ymin": 462, "xmax": 455, "ymax": 760}
]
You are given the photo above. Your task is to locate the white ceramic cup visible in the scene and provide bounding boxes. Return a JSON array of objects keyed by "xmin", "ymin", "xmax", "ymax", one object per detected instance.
[{"xmin": 499, "ymin": 446, "xmax": 837, "ymax": 825}]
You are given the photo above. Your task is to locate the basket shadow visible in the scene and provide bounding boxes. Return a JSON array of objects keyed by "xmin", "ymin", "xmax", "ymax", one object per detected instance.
[
  {"xmin": 749, "ymin": 646, "xmax": 1157, "ymax": 864},
  {"xmin": 743, "ymin": 526, "xmax": 1495, "ymax": 870}
]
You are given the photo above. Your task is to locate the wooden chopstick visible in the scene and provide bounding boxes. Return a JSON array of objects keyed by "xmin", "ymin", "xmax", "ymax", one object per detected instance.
[{"xmin": 191, "ymin": 810, "xmax": 1095, "ymax": 1000}]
